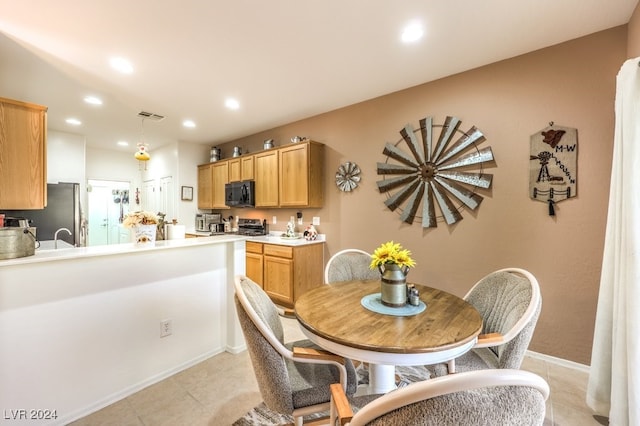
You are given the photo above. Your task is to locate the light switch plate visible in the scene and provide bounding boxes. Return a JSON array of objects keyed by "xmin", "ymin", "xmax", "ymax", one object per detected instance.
[{"xmin": 312, "ymin": 217, "xmax": 320, "ymax": 226}]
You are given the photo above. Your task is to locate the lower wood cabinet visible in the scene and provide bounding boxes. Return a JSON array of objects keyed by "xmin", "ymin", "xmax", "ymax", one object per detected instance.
[
  {"xmin": 245, "ymin": 241, "xmax": 324, "ymax": 307},
  {"xmin": 246, "ymin": 241, "xmax": 264, "ymax": 287}
]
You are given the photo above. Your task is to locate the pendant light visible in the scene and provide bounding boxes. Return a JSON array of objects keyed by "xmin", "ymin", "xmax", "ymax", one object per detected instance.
[{"xmin": 135, "ymin": 117, "xmax": 150, "ymax": 170}]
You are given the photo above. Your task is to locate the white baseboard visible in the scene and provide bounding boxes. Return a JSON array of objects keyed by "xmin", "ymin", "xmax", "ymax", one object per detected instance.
[
  {"xmin": 226, "ymin": 343, "xmax": 247, "ymax": 354},
  {"xmin": 59, "ymin": 349, "xmax": 224, "ymax": 426},
  {"xmin": 526, "ymin": 350, "xmax": 590, "ymax": 373}
]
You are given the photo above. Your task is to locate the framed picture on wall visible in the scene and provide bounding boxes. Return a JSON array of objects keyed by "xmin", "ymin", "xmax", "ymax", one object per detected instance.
[{"xmin": 181, "ymin": 186, "xmax": 193, "ymax": 201}]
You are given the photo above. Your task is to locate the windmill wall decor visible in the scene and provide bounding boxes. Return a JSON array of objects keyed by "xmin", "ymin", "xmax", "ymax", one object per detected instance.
[
  {"xmin": 529, "ymin": 123, "xmax": 577, "ymax": 216},
  {"xmin": 376, "ymin": 116, "xmax": 495, "ymax": 228}
]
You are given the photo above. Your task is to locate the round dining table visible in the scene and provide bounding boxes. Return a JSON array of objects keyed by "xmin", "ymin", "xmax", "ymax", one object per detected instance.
[{"xmin": 294, "ymin": 279, "xmax": 483, "ymax": 394}]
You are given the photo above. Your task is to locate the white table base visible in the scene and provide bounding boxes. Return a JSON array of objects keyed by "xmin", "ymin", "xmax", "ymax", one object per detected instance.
[{"xmin": 299, "ymin": 325, "xmax": 476, "ymax": 394}]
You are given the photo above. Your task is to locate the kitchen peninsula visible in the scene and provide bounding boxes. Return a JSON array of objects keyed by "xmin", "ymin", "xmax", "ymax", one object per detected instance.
[{"xmin": 0, "ymin": 236, "xmax": 247, "ymax": 425}]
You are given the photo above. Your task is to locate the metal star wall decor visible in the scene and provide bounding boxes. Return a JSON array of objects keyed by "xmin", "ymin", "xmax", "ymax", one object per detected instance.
[{"xmin": 376, "ymin": 116, "xmax": 495, "ymax": 228}]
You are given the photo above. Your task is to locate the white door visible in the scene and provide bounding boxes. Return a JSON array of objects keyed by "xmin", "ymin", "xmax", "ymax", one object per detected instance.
[
  {"xmin": 142, "ymin": 179, "xmax": 157, "ymax": 213},
  {"xmin": 160, "ymin": 176, "xmax": 174, "ymax": 220},
  {"xmin": 87, "ymin": 180, "xmax": 130, "ymax": 246}
]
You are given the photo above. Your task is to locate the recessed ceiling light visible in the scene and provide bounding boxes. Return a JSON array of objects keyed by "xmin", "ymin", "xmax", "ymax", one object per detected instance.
[
  {"xmin": 84, "ymin": 95, "xmax": 103, "ymax": 105},
  {"xmin": 401, "ymin": 22, "xmax": 424, "ymax": 43},
  {"xmin": 117, "ymin": 141, "xmax": 129, "ymax": 147},
  {"xmin": 183, "ymin": 120, "xmax": 196, "ymax": 128},
  {"xmin": 109, "ymin": 57, "xmax": 134, "ymax": 74},
  {"xmin": 65, "ymin": 118, "xmax": 82, "ymax": 126},
  {"xmin": 225, "ymin": 98, "xmax": 240, "ymax": 110}
]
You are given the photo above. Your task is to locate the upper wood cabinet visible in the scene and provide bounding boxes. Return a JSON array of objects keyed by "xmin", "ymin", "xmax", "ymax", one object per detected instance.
[
  {"xmin": 197, "ymin": 161, "xmax": 229, "ymax": 209},
  {"xmin": 279, "ymin": 141, "xmax": 324, "ymax": 208},
  {"xmin": 197, "ymin": 140, "xmax": 324, "ymax": 209},
  {"xmin": 228, "ymin": 158, "xmax": 241, "ymax": 182},
  {"xmin": 211, "ymin": 161, "xmax": 229, "ymax": 209},
  {"xmin": 228, "ymin": 155, "xmax": 255, "ymax": 182},
  {"xmin": 0, "ymin": 97, "xmax": 48, "ymax": 209},
  {"xmin": 254, "ymin": 150, "xmax": 279, "ymax": 207},
  {"xmin": 197, "ymin": 163, "xmax": 213, "ymax": 209},
  {"xmin": 241, "ymin": 155, "xmax": 254, "ymax": 181}
]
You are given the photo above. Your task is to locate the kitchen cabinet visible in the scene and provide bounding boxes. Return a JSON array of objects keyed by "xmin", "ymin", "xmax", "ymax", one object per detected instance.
[
  {"xmin": 0, "ymin": 97, "xmax": 48, "ymax": 209},
  {"xmin": 229, "ymin": 158, "xmax": 241, "ymax": 182},
  {"xmin": 245, "ymin": 241, "xmax": 264, "ymax": 287},
  {"xmin": 211, "ymin": 161, "xmax": 229, "ymax": 208},
  {"xmin": 279, "ymin": 141, "xmax": 324, "ymax": 207},
  {"xmin": 197, "ymin": 140, "xmax": 323, "ymax": 209},
  {"xmin": 241, "ymin": 155, "xmax": 254, "ymax": 180},
  {"xmin": 197, "ymin": 164, "xmax": 213, "ymax": 209},
  {"xmin": 228, "ymin": 155, "xmax": 254, "ymax": 182},
  {"xmin": 254, "ymin": 150, "xmax": 279, "ymax": 207},
  {"xmin": 246, "ymin": 241, "xmax": 324, "ymax": 307},
  {"xmin": 197, "ymin": 161, "xmax": 229, "ymax": 209}
]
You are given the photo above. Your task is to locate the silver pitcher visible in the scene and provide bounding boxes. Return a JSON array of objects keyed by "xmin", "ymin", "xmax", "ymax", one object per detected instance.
[{"xmin": 378, "ymin": 263, "xmax": 409, "ymax": 307}]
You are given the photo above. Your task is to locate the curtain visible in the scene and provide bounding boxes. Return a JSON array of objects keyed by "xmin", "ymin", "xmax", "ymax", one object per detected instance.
[{"xmin": 586, "ymin": 57, "xmax": 640, "ymax": 425}]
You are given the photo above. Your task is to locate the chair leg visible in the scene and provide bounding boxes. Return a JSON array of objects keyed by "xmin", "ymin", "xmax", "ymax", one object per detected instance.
[{"xmin": 447, "ymin": 359, "xmax": 456, "ymax": 374}]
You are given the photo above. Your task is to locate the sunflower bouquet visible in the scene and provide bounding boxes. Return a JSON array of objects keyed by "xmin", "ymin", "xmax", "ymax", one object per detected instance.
[
  {"xmin": 122, "ymin": 211, "xmax": 159, "ymax": 228},
  {"xmin": 369, "ymin": 241, "xmax": 416, "ymax": 271}
]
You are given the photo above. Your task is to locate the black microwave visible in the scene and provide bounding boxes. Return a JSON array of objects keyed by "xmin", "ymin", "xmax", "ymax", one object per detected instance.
[{"xmin": 225, "ymin": 180, "xmax": 255, "ymax": 208}]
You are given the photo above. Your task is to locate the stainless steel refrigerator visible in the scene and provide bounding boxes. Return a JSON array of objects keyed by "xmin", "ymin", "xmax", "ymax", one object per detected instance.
[{"xmin": 1, "ymin": 182, "xmax": 85, "ymax": 246}]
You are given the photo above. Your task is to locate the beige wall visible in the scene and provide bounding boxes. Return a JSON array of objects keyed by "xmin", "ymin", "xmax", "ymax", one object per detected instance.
[
  {"xmin": 220, "ymin": 26, "xmax": 626, "ymax": 365},
  {"xmin": 629, "ymin": 1, "xmax": 640, "ymax": 57}
]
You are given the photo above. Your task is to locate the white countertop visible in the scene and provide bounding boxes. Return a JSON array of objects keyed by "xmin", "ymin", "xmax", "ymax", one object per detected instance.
[
  {"xmin": 246, "ymin": 234, "xmax": 325, "ymax": 246},
  {"xmin": 186, "ymin": 230, "xmax": 326, "ymax": 247},
  {"xmin": 0, "ymin": 231, "xmax": 326, "ymax": 267},
  {"xmin": 0, "ymin": 234, "xmax": 248, "ymax": 267}
]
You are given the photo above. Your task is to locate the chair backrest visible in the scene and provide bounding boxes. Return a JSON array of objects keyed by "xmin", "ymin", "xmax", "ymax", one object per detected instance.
[
  {"xmin": 233, "ymin": 275, "xmax": 294, "ymax": 414},
  {"xmin": 324, "ymin": 249, "xmax": 380, "ymax": 284},
  {"xmin": 351, "ymin": 369, "xmax": 549, "ymax": 426},
  {"xmin": 464, "ymin": 267, "xmax": 542, "ymax": 369}
]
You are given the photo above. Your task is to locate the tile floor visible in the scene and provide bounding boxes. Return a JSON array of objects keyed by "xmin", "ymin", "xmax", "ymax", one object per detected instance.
[{"xmin": 71, "ymin": 318, "xmax": 604, "ymax": 426}]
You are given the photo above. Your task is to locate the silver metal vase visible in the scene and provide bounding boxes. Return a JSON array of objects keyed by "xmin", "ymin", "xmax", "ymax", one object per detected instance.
[{"xmin": 378, "ymin": 263, "xmax": 408, "ymax": 307}]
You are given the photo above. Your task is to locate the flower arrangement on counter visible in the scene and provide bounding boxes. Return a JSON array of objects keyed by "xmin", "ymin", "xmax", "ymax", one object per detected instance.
[
  {"xmin": 122, "ymin": 211, "xmax": 159, "ymax": 228},
  {"xmin": 369, "ymin": 241, "xmax": 416, "ymax": 270}
]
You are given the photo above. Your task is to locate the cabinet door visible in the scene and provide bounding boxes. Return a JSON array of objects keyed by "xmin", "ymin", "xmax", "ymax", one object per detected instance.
[
  {"xmin": 197, "ymin": 164, "xmax": 213, "ymax": 209},
  {"xmin": 228, "ymin": 159, "xmax": 241, "ymax": 182},
  {"xmin": 0, "ymin": 97, "xmax": 47, "ymax": 209},
  {"xmin": 264, "ymin": 255, "xmax": 294, "ymax": 305},
  {"xmin": 254, "ymin": 151, "xmax": 279, "ymax": 207},
  {"xmin": 246, "ymin": 252, "xmax": 264, "ymax": 288},
  {"xmin": 241, "ymin": 155, "xmax": 254, "ymax": 181},
  {"xmin": 279, "ymin": 143, "xmax": 309, "ymax": 207},
  {"xmin": 278, "ymin": 142, "xmax": 323, "ymax": 207},
  {"xmin": 211, "ymin": 161, "xmax": 229, "ymax": 209}
]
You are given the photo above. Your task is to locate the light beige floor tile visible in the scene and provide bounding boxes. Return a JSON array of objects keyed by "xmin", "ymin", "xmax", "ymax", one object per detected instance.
[
  {"xmin": 521, "ymin": 355, "xmax": 550, "ymax": 379},
  {"xmin": 126, "ymin": 377, "xmax": 190, "ymax": 417},
  {"xmin": 553, "ymin": 401, "xmax": 602, "ymax": 426},
  {"xmin": 136, "ymin": 392, "xmax": 207, "ymax": 426},
  {"xmin": 69, "ymin": 398, "xmax": 142, "ymax": 426},
  {"xmin": 73, "ymin": 325, "xmax": 604, "ymax": 426},
  {"xmin": 546, "ymin": 364, "xmax": 590, "ymax": 410}
]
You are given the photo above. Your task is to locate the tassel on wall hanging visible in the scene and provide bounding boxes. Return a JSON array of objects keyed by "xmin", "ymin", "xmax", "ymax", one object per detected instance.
[{"xmin": 529, "ymin": 122, "xmax": 578, "ymax": 216}]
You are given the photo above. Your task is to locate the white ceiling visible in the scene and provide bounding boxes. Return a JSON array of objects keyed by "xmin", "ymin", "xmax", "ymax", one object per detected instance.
[{"xmin": 0, "ymin": 1, "xmax": 636, "ymax": 153}]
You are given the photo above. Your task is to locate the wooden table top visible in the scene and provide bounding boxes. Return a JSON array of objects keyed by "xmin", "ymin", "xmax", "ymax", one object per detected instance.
[{"xmin": 295, "ymin": 280, "xmax": 482, "ymax": 355}]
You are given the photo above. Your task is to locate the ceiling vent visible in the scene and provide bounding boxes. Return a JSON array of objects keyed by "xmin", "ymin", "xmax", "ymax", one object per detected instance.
[{"xmin": 137, "ymin": 111, "xmax": 165, "ymax": 121}]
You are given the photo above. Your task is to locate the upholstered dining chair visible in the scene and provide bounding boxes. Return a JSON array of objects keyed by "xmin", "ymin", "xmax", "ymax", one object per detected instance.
[
  {"xmin": 435, "ymin": 267, "xmax": 542, "ymax": 376},
  {"xmin": 324, "ymin": 249, "xmax": 380, "ymax": 284},
  {"xmin": 233, "ymin": 275, "xmax": 358, "ymax": 425},
  {"xmin": 329, "ymin": 369, "xmax": 549, "ymax": 426}
]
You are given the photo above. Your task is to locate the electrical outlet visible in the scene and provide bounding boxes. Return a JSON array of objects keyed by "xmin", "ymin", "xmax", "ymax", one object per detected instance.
[
  {"xmin": 160, "ymin": 319, "xmax": 172, "ymax": 338},
  {"xmin": 312, "ymin": 217, "xmax": 320, "ymax": 226},
  {"xmin": 272, "ymin": 216, "xmax": 277, "ymax": 224}
]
